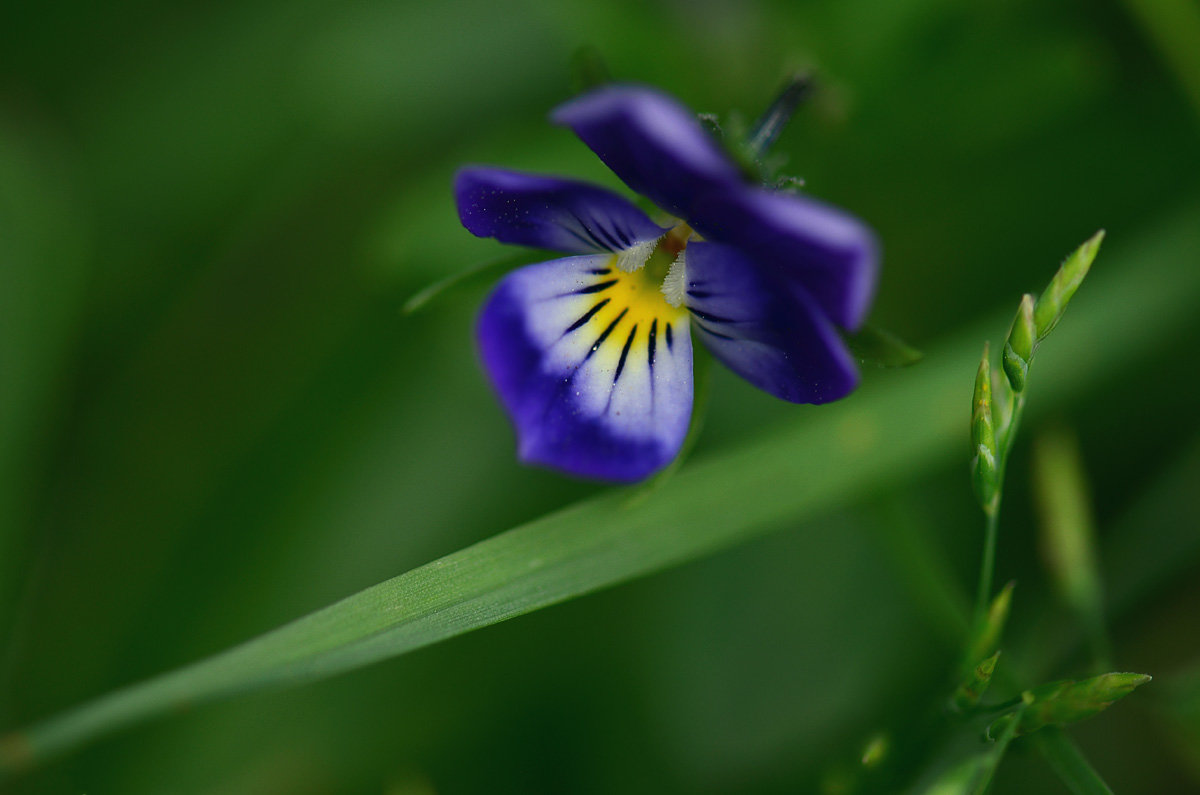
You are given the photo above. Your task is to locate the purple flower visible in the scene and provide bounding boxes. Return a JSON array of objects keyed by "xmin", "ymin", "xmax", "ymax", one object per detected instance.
[{"xmin": 456, "ymin": 85, "xmax": 879, "ymax": 482}]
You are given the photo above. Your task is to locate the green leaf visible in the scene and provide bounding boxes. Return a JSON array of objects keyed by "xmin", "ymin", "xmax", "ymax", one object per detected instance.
[
  {"xmin": 963, "ymin": 581, "xmax": 1013, "ymax": 677},
  {"xmin": 1121, "ymin": 0, "xmax": 1200, "ymax": 125},
  {"xmin": 1032, "ymin": 426, "xmax": 1111, "ymax": 671},
  {"xmin": 3, "ymin": 205, "xmax": 1200, "ymax": 777},
  {"xmin": 0, "ymin": 118, "xmax": 91, "ymax": 648},
  {"xmin": 1030, "ymin": 728, "xmax": 1116, "ymax": 795},
  {"xmin": 845, "ymin": 323, "xmax": 924, "ymax": 368}
]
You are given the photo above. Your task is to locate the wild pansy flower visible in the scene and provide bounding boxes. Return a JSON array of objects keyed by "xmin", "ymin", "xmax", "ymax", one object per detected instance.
[{"xmin": 456, "ymin": 84, "xmax": 878, "ymax": 482}]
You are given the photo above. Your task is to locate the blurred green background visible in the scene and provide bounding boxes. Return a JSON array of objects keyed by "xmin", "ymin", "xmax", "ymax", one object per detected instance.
[{"xmin": 3, "ymin": 0, "xmax": 1200, "ymax": 791}]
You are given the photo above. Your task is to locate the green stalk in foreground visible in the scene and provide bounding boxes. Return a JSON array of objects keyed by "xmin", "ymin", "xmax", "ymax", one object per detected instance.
[
  {"xmin": 3, "ymin": 213, "xmax": 1199, "ymax": 778},
  {"xmin": 968, "ymin": 231, "xmax": 1103, "ymax": 631},
  {"xmin": 950, "ymin": 231, "xmax": 1152, "ymax": 793}
]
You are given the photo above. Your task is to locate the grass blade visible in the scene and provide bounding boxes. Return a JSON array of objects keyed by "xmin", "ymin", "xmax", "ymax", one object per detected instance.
[
  {"xmin": 1033, "ymin": 426, "xmax": 1112, "ymax": 671},
  {"xmin": 3, "ymin": 205, "xmax": 1200, "ymax": 777},
  {"xmin": 1122, "ymin": 0, "xmax": 1200, "ymax": 126},
  {"xmin": 401, "ymin": 252, "xmax": 542, "ymax": 315},
  {"xmin": 1030, "ymin": 728, "xmax": 1115, "ymax": 795}
]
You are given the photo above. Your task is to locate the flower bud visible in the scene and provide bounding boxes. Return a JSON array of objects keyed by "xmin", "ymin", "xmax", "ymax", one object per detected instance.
[
  {"xmin": 990, "ymin": 368, "xmax": 1014, "ymax": 445},
  {"xmin": 952, "ymin": 651, "xmax": 1001, "ymax": 712},
  {"xmin": 971, "ymin": 345, "xmax": 999, "ymax": 514},
  {"xmin": 1002, "ymin": 294, "xmax": 1036, "ymax": 393},
  {"xmin": 1001, "ymin": 672, "xmax": 1151, "ymax": 736},
  {"xmin": 1034, "ymin": 230, "xmax": 1103, "ymax": 339}
]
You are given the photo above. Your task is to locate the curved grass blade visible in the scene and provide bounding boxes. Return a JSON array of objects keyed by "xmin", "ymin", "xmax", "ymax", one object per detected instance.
[
  {"xmin": 0, "ymin": 120, "xmax": 92, "ymax": 718},
  {"xmin": 1030, "ymin": 728, "xmax": 1115, "ymax": 795},
  {"xmin": 1032, "ymin": 426, "xmax": 1111, "ymax": 671},
  {"xmin": 3, "ymin": 205, "xmax": 1200, "ymax": 778},
  {"xmin": 401, "ymin": 251, "xmax": 543, "ymax": 315},
  {"xmin": 1122, "ymin": 0, "xmax": 1200, "ymax": 125}
]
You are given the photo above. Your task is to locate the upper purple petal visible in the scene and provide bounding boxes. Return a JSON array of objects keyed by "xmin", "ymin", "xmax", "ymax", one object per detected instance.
[
  {"xmin": 477, "ymin": 254, "xmax": 693, "ymax": 482},
  {"xmin": 683, "ymin": 241, "xmax": 859, "ymax": 404},
  {"xmin": 551, "ymin": 85, "xmax": 743, "ymax": 220},
  {"xmin": 688, "ymin": 187, "xmax": 879, "ymax": 330},
  {"xmin": 455, "ymin": 167, "xmax": 667, "ymax": 254}
]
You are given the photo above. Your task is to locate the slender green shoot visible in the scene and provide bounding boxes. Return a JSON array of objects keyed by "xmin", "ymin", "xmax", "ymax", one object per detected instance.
[
  {"xmin": 1033, "ymin": 426, "xmax": 1112, "ymax": 671},
  {"xmin": 969, "ymin": 231, "xmax": 1104, "ymax": 621}
]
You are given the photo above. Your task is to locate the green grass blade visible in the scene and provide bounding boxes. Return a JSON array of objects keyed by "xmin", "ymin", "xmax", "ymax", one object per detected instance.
[
  {"xmin": 1030, "ymin": 728, "xmax": 1115, "ymax": 795},
  {"xmin": 401, "ymin": 251, "xmax": 542, "ymax": 315},
  {"xmin": 0, "ymin": 118, "xmax": 91, "ymax": 700},
  {"xmin": 3, "ymin": 204, "xmax": 1200, "ymax": 777},
  {"xmin": 1033, "ymin": 426, "xmax": 1112, "ymax": 671},
  {"xmin": 1122, "ymin": 0, "xmax": 1200, "ymax": 126}
]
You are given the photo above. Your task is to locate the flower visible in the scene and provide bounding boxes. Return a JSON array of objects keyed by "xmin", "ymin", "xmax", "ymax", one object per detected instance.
[{"xmin": 455, "ymin": 85, "xmax": 879, "ymax": 482}]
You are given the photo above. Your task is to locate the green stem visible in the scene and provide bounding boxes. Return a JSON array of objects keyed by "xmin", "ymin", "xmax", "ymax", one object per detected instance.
[
  {"xmin": 974, "ymin": 507, "xmax": 1000, "ymax": 624},
  {"xmin": 746, "ymin": 73, "xmax": 813, "ymax": 157},
  {"xmin": 971, "ymin": 694, "xmax": 1027, "ymax": 717},
  {"xmin": 973, "ymin": 392, "xmax": 1025, "ymax": 622}
]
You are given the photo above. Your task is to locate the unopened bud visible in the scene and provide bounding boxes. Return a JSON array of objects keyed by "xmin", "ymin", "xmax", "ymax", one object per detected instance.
[
  {"xmin": 952, "ymin": 651, "xmax": 1001, "ymax": 712},
  {"xmin": 991, "ymin": 368, "xmax": 1014, "ymax": 446},
  {"xmin": 1034, "ymin": 230, "xmax": 1103, "ymax": 339},
  {"xmin": 1005, "ymin": 672, "xmax": 1151, "ymax": 736},
  {"xmin": 1002, "ymin": 294, "xmax": 1036, "ymax": 393},
  {"xmin": 971, "ymin": 345, "xmax": 999, "ymax": 514}
]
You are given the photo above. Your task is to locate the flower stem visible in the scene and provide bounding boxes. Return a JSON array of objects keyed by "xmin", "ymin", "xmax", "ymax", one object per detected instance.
[
  {"xmin": 973, "ymin": 391, "xmax": 1025, "ymax": 623},
  {"xmin": 974, "ymin": 507, "xmax": 1001, "ymax": 624},
  {"xmin": 746, "ymin": 73, "xmax": 813, "ymax": 158}
]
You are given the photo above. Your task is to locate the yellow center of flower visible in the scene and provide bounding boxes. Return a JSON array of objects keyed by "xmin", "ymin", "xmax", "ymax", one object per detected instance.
[{"xmin": 563, "ymin": 224, "xmax": 692, "ymax": 374}]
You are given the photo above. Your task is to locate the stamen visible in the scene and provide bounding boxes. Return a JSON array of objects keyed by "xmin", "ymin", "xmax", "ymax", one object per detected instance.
[
  {"xmin": 614, "ymin": 239, "xmax": 657, "ymax": 273},
  {"xmin": 661, "ymin": 250, "xmax": 689, "ymax": 307}
]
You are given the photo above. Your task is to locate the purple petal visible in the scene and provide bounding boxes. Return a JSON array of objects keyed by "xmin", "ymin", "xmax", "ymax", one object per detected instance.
[
  {"xmin": 684, "ymin": 241, "xmax": 858, "ymax": 404},
  {"xmin": 477, "ymin": 254, "xmax": 693, "ymax": 482},
  {"xmin": 456, "ymin": 168, "xmax": 667, "ymax": 254},
  {"xmin": 689, "ymin": 187, "xmax": 879, "ymax": 330},
  {"xmin": 551, "ymin": 85, "xmax": 743, "ymax": 221}
]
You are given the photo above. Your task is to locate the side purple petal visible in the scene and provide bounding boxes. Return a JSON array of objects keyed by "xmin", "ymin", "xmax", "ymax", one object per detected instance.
[
  {"xmin": 689, "ymin": 187, "xmax": 879, "ymax": 330},
  {"xmin": 551, "ymin": 85, "xmax": 743, "ymax": 221},
  {"xmin": 477, "ymin": 255, "xmax": 693, "ymax": 482},
  {"xmin": 684, "ymin": 241, "xmax": 859, "ymax": 404},
  {"xmin": 455, "ymin": 167, "xmax": 667, "ymax": 254}
]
